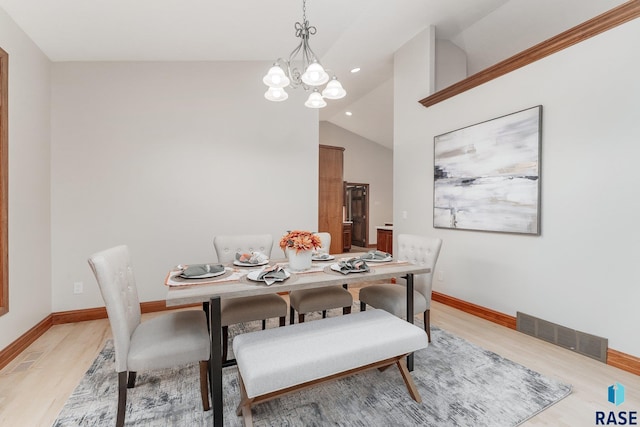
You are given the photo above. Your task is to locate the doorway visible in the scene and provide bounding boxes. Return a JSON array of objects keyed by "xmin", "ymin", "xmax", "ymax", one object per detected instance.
[{"xmin": 344, "ymin": 183, "xmax": 369, "ymax": 248}]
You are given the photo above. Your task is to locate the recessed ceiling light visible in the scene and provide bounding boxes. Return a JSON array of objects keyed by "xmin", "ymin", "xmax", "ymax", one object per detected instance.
[
  {"xmin": 350, "ymin": 67, "xmax": 360, "ymax": 73},
  {"xmin": 345, "ymin": 111, "xmax": 353, "ymax": 116}
]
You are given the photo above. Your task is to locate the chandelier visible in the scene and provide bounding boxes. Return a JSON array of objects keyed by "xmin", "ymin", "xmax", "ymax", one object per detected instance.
[{"xmin": 262, "ymin": 0, "xmax": 346, "ymax": 108}]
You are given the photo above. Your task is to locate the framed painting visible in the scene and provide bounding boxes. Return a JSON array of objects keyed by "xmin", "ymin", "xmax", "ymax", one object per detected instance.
[{"xmin": 433, "ymin": 106, "xmax": 542, "ymax": 235}]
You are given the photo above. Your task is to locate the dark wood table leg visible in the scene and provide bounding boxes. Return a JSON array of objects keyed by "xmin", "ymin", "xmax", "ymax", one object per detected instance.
[
  {"xmin": 209, "ymin": 297, "xmax": 223, "ymax": 427},
  {"xmin": 406, "ymin": 273, "xmax": 414, "ymax": 371}
]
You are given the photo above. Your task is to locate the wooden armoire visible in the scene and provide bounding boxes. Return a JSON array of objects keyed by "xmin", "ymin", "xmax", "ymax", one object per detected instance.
[{"xmin": 318, "ymin": 145, "xmax": 344, "ymax": 255}]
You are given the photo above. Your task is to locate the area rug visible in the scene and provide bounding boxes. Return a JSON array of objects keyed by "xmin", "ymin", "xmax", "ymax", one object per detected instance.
[{"xmin": 53, "ymin": 309, "xmax": 571, "ymax": 427}]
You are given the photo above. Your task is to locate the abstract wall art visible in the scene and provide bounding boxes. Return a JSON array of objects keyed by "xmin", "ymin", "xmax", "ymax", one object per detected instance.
[{"xmin": 434, "ymin": 106, "xmax": 542, "ymax": 235}]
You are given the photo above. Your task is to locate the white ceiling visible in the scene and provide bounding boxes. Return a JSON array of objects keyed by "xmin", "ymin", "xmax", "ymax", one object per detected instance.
[{"xmin": 0, "ymin": 0, "xmax": 627, "ymax": 149}]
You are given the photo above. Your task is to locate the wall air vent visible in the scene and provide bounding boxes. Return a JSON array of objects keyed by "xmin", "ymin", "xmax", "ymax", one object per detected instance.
[{"xmin": 516, "ymin": 312, "xmax": 608, "ymax": 363}]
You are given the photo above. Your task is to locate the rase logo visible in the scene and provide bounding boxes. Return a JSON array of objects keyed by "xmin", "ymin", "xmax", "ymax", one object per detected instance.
[{"xmin": 596, "ymin": 383, "xmax": 637, "ymax": 425}]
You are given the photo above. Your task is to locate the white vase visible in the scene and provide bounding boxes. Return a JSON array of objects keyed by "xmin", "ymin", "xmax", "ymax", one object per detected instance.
[{"xmin": 286, "ymin": 248, "xmax": 313, "ymax": 272}]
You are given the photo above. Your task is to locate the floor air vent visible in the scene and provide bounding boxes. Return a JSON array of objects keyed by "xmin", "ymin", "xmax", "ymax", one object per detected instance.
[{"xmin": 516, "ymin": 312, "xmax": 608, "ymax": 363}]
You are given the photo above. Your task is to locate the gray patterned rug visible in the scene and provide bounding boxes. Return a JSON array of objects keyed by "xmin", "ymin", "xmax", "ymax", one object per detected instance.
[{"xmin": 53, "ymin": 309, "xmax": 571, "ymax": 427}]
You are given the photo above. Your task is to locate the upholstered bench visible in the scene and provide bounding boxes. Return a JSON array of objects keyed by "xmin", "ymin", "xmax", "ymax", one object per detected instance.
[{"xmin": 232, "ymin": 309, "xmax": 428, "ymax": 426}]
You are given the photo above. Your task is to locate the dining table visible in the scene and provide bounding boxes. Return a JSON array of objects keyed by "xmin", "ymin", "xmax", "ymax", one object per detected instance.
[{"xmin": 165, "ymin": 252, "xmax": 431, "ymax": 427}]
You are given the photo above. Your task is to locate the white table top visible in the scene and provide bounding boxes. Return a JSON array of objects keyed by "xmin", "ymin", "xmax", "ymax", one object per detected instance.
[{"xmin": 165, "ymin": 253, "xmax": 430, "ymax": 307}]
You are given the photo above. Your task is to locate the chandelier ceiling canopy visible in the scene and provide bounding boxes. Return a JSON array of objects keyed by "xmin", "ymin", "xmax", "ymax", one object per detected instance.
[{"xmin": 262, "ymin": 0, "xmax": 346, "ymax": 108}]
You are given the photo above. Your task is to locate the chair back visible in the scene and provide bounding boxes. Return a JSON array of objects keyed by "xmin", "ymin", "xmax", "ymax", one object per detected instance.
[
  {"xmin": 314, "ymin": 232, "xmax": 331, "ymax": 254},
  {"xmin": 213, "ymin": 234, "xmax": 273, "ymax": 263},
  {"xmin": 396, "ymin": 234, "xmax": 442, "ymax": 306},
  {"xmin": 88, "ymin": 245, "xmax": 141, "ymax": 372}
]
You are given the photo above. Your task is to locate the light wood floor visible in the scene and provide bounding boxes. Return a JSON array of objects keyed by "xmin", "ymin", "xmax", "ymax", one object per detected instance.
[{"xmin": 1, "ymin": 286, "xmax": 638, "ymax": 427}]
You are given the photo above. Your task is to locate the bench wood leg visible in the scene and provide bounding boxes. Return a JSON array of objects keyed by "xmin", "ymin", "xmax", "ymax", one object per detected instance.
[
  {"xmin": 396, "ymin": 358, "xmax": 422, "ymax": 403},
  {"xmin": 360, "ymin": 301, "xmax": 366, "ymax": 311},
  {"xmin": 236, "ymin": 375, "xmax": 254, "ymax": 426},
  {"xmin": 343, "ymin": 306, "xmax": 351, "ymax": 315}
]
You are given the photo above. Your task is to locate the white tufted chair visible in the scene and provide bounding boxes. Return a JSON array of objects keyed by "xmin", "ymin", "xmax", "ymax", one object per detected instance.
[
  {"xmin": 288, "ymin": 232, "xmax": 353, "ymax": 324},
  {"xmin": 359, "ymin": 234, "xmax": 442, "ymax": 341},
  {"xmin": 88, "ymin": 245, "xmax": 210, "ymax": 427},
  {"xmin": 213, "ymin": 234, "xmax": 287, "ymax": 361}
]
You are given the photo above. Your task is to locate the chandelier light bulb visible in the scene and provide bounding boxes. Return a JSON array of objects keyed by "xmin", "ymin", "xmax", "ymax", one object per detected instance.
[
  {"xmin": 321, "ymin": 78, "xmax": 346, "ymax": 100},
  {"xmin": 264, "ymin": 87, "xmax": 289, "ymax": 102},
  {"xmin": 263, "ymin": 65, "xmax": 290, "ymax": 88},
  {"xmin": 301, "ymin": 61, "xmax": 329, "ymax": 86},
  {"xmin": 304, "ymin": 90, "xmax": 327, "ymax": 108}
]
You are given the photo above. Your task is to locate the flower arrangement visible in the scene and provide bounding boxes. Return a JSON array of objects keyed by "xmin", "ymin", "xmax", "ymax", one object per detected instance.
[{"xmin": 279, "ymin": 230, "xmax": 322, "ymax": 253}]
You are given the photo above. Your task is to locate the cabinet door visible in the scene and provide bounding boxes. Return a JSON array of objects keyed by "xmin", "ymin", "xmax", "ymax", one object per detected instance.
[
  {"xmin": 377, "ymin": 229, "xmax": 393, "ymax": 255},
  {"xmin": 343, "ymin": 223, "xmax": 352, "ymax": 252}
]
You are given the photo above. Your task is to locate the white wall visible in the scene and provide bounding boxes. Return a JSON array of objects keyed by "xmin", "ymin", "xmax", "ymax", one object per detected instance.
[
  {"xmin": 0, "ymin": 8, "xmax": 52, "ymax": 350},
  {"xmin": 435, "ymin": 39, "xmax": 467, "ymax": 92},
  {"xmin": 395, "ymin": 18, "xmax": 640, "ymax": 357},
  {"xmin": 319, "ymin": 121, "xmax": 393, "ymax": 244},
  {"xmin": 50, "ymin": 62, "xmax": 318, "ymax": 311},
  {"xmin": 452, "ymin": 0, "xmax": 626, "ymax": 75}
]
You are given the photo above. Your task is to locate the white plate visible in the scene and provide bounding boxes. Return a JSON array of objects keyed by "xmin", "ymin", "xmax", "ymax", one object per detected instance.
[
  {"xmin": 362, "ymin": 257, "xmax": 392, "ymax": 263},
  {"xmin": 233, "ymin": 260, "xmax": 269, "ymax": 267},
  {"xmin": 312, "ymin": 254, "xmax": 335, "ymax": 261},
  {"xmin": 178, "ymin": 269, "xmax": 226, "ymax": 279},
  {"xmin": 246, "ymin": 269, "xmax": 291, "ymax": 282},
  {"xmin": 330, "ymin": 263, "xmax": 368, "ymax": 273}
]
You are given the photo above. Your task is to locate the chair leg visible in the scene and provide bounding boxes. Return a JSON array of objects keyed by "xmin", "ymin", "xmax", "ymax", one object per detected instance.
[
  {"xmin": 298, "ymin": 313, "xmax": 305, "ymax": 323},
  {"xmin": 127, "ymin": 371, "xmax": 137, "ymax": 388},
  {"xmin": 279, "ymin": 316, "xmax": 286, "ymax": 327},
  {"xmin": 322, "ymin": 310, "xmax": 327, "ymax": 318},
  {"xmin": 222, "ymin": 326, "xmax": 229, "ymax": 362},
  {"xmin": 424, "ymin": 309, "xmax": 431, "ymax": 343},
  {"xmin": 343, "ymin": 306, "xmax": 351, "ymax": 315},
  {"xmin": 199, "ymin": 360, "xmax": 211, "ymax": 411},
  {"xmin": 117, "ymin": 371, "xmax": 127, "ymax": 427},
  {"xmin": 290, "ymin": 305, "xmax": 295, "ymax": 325},
  {"xmin": 261, "ymin": 319, "xmax": 266, "ymax": 330},
  {"xmin": 360, "ymin": 301, "xmax": 366, "ymax": 311}
]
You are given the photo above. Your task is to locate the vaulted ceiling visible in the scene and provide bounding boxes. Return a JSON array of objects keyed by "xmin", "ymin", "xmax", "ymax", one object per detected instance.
[{"xmin": 0, "ymin": 0, "xmax": 627, "ymax": 148}]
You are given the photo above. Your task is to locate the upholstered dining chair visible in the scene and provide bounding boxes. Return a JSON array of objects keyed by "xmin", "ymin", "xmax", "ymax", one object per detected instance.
[
  {"xmin": 88, "ymin": 245, "xmax": 210, "ymax": 427},
  {"xmin": 288, "ymin": 232, "xmax": 353, "ymax": 324},
  {"xmin": 213, "ymin": 234, "xmax": 287, "ymax": 362},
  {"xmin": 359, "ymin": 234, "xmax": 442, "ymax": 342}
]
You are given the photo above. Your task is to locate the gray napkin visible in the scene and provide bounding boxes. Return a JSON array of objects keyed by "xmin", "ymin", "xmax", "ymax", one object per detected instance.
[
  {"xmin": 360, "ymin": 250, "xmax": 391, "ymax": 261},
  {"xmin": 257, "ymin": 265, "xmax": 289, "ymax": 286},
  {"xmin": 180, "ymin": 263, "xmax": 225, "ymax": 278},
  {"xmin": 336, "ymin": 258, "xmax": 370, "ymax": 274}
]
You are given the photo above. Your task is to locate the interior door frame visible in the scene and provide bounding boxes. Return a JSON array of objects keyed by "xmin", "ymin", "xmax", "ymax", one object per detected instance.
[{"xmin": 344, "ymin": 182, "xmax": 369, "ymax": 248}]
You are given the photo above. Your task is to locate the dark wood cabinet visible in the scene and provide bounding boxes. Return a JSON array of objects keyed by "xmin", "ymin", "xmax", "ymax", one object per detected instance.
[
  {"xmin": 342, "ymin": 223, "xmax": 352, "ymax": 252},
  {"xmin": 376, "ymin": 228, "xmax": 393, "ymax": 255}
]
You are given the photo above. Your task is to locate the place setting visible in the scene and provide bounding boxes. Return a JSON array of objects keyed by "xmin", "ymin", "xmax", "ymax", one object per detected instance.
[
  {"xmin": 359, "ymin": 250, "xmax": 392, "ymax": 262},
  {"xmin": 311, "ymin": 250, "xmax": 335, "ymax": 262},
  {"xmin": 165, "ymin": 263, "xmax": 234, "ymax": 286},
  {"xmin": 242, "ymin": 264, "xmax": 295, "ymax": 286},
  {"xmin": 232, "ymin": 251, "xmax": 270, "ymax": 267},
  {"xmin": 325, "ymin": 257, "xmax": 371, "ymax": 275}
]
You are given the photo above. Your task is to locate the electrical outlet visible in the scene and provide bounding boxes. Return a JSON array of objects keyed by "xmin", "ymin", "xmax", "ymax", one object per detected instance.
[
  {"xmin": 402, "ymin": 210, "xmax": 408, "ymax": 219},
  {"xmin": 438, "ymin": 271, "xmax": 444, "ymax": 282},
  {"xmin": 73, "ymin": 281, "xmax": 83, "ymax": 294}
]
